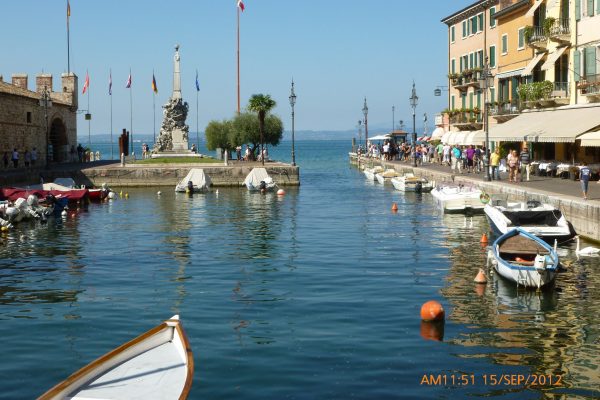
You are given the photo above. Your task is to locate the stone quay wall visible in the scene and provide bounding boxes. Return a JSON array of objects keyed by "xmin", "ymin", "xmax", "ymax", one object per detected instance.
[
  {"xmin": 349, "ymin": 153, "xmax": 600, "ymax": 242},
  {"xmin": 0, "ymin": 162, "xmax": 300, "ymax": 189}
]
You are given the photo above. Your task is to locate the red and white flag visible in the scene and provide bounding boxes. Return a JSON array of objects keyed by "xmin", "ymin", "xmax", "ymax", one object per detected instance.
[
  {"xmin": 82, "ymin": 71, "xmax": 89, "ymax": 94},
  {"xmin": 126, "ymin": 73, "xmax": 132, "ymax": 88},
  {"xmin": 237, "ymin": 0, "xmax": 245, "ymax": 12}
]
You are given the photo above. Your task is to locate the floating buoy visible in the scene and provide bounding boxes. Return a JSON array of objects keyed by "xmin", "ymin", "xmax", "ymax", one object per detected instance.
[
  {"xmin": 1, "ymin": 226, "xmax": 8, "ymax": 232},
  {"xmin": 480, "ymin": 233, "xmax": 488, "ymax": 244},
  {"xmin": 474, "ymin": 268, "xmax": 487, "ymax": 284},
  {"xmin": 157, "ymin": 191, "xmax": 162, "ymax": 196},
  {"xmin": 61, "ymin": 210, "xmax": 68, "ymax": 217},
  {"xmin": 119, "ymin": 190, "xmax": 123, "ymax": 198},
  {"xmin": 480, "ymin": 192, "xmax": 491, "ymax": 204},
  {"xmin": 391, "ymin": 202, "xmax": 398, "ymax": 212},
  {"xmin": 108, "ymin": 191, "xmax": 116, "ymax": 199},
  {"xmin": 277, "ymin": 189, "xmax": 286, "ymax": 196},
  {"xmin": 420, "ymin": 300, "xmax": 445, "ymax": 322},
  {"xmin": 215, "ymin": 189, "xmax": 219, "ymax": 195},
  {"xmin": 125, "ymin": 193, "xmax": 129, "ymax": 199}
]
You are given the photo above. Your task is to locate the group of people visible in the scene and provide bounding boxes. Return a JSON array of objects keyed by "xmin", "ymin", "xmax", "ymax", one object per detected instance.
[
  {"xmin": 2, "ymin": 148, "xmax": 38, "ymax": 169},
  {"xmin": 359, "ymin": 141, "xmax": 436, "ymax": 164}
]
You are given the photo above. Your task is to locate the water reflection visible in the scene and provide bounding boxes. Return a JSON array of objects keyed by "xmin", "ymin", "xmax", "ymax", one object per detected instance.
[{"xmin": 439, "ymin": 214, "xmax": 600, "ymax": 397}]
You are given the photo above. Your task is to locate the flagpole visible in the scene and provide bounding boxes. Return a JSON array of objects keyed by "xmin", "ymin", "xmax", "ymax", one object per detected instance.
[
  {"xmin": 87, "ymin": 71, "xmax": 91, "ymax": 149},
  {"xmin": 196, "ymin": 80, "xmax": 199, "ymax": 149},
  {"xmin": 237, "ymin": 4, "xmax": 240, "ymax": 114},
  {"xmin": 129, "ymin": 68, "xmax": 133, "ymax": 156},
  {"xmin": 67, "ymin": 1, "xmax": 70, "ymax": 74},
  {"xmin": 110, "ymin": 69, "xmax": 113, "ymax": 160},
  {"xmin": 153, "ymin": 70, "xmax": 156, "ymax": 145}
]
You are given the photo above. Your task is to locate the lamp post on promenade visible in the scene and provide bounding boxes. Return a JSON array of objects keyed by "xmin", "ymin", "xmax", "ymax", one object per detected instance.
[
  {"xmin": 478, "ymin": 58, "xmax": 494, "ymax": 181},
  {"xmin": 362, "ymin": 98, "xmax": 368, "ymax": 150},
  {"xmin": 392, "ymin": 105, "xmax": 395, "ymax": 132},
  {"xmin": 289, "ymin": 79, "xmax": 297, "ymax": 166},
  {"xmin": 409, "ymin": 82, "xmax": 418, "ymax": 167},
  {"xmin": 39, "ymin": 85, "xmax": 52, "ymax": 166},
  {"xmin": 357, "ymin": 120, "xmax": 362, "ymax": 150}
]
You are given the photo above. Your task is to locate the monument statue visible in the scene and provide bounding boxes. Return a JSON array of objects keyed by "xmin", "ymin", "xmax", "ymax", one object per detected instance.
[{"xmin": 153, "ymin": 44, "xmax": 190, "ymax": 153}]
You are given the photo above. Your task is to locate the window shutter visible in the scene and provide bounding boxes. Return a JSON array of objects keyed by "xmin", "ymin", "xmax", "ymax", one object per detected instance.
[
  {"xmin": 490, "ymin": 7, "xmax": 496, "ymax": 27},
  {"xmin": 574, "ymin": 49, "xmax": 581, "ymax": 81},
  {"xmin": 478, "ymin": 13, "xmax": 483, "ymax": 31},
  {"xmin": 587, "ymin": 0, "xmax": 594, "ymax": 15},
  {"xmin": 452, "ymin": 59, "xmax": 456, "ymax": 74},
  {"xmin": 451, "ymin": 96, "xmax": 455, "ymax": 109},
  {"xmin": 489, "ymin": 46, "xmax": 496, "ymax": 67},
  {"xmin": 477, "ymin": 91, "xmax": 481, "ymax": 108},
  {"xmin": 451, "ymin": 26, "xmax": 455, "ymax": 42},
  {"xmin": 597, "ymin": 0, "xmax": 600, "ymax": 15},
  {"xmin": 585, "ymin": 47, "xmax": 597, "ymax": 77},
  {"xmin": 490, "ymin": 88, "xmax": 496, "ymax": 103},
  {"xmin": 575, "ymin": 0, "xmax": 581, "ymax": 20}
]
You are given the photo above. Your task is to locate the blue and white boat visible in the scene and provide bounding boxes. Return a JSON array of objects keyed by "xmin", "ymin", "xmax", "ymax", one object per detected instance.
[{"xmin": 487, "ymin": 227, "xmax": 559, "ymax": 289}]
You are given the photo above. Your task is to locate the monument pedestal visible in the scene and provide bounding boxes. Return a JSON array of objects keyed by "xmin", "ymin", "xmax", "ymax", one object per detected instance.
[{"xmin": 151, "ymin": 150, "xmax": 202, "ymax": 158}]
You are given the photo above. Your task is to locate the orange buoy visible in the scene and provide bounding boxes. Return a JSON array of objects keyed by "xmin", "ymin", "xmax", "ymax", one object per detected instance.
[
  {"xmin": 420, "ymin": 300, "xmax": 445, "ymax": 322},
  {"xmin": 420, "ymin": 321, "xmax": 444, "ymax": 342},
  {"xmin": 480, "ymin": 233, "xmax": 488, "ymax": 244},
  {"xmin": 277, "ymin": 189, "xmax": 286, "ymax": 196},
  {"xmin": 474, "ymin": 268, "xmax": 487, "ymax": 284},
  {"xmin": 474, "ymin": 283, "xmax": 485, "ymax": 296},
  {"xmin": 391, "ymin": 202, "xmax": 398, "ymax": 212}
]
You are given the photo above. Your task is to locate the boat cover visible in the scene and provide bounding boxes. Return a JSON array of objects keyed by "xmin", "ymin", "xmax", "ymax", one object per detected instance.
[
  {"xmin": 244, "ymin": 168, "xmax": 273, "ymax": 188},
  {"xmin": 0, "ymin": 187, "xmax": 88, "ymax": 202},
  {"xmin": 503, "ymin": 210, "xmax": 561, "ymax": 227},
  {"xmin": 177, "ymin": 169, "xmax": 211, "ymax": 191}
]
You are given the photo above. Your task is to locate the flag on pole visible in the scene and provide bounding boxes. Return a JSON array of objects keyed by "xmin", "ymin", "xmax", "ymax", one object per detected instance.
[
  {"xmin": 152, "ymin": 73, "xmax": 158, "ymax": 93},
  {"xmin": 67, "ymin": 0, "xmax": 71, "ymax": 19},
  {"xmin": 109, "ymin": 70, "xmax": 112, "ymax": 95},
  {"xmin": 82, "ymin": 71, "xmax": 89, "ymax": 94},
  {"xmin": 126, "ymin": 73, "xmax": 132, "ymax": 88},
  {"xmin": 237, "ymin": 0, "xmax": 245, "ymax": 11},
  {"xmin": 195, "ymin": 70, "xmax": 200, "ymax": 91}
]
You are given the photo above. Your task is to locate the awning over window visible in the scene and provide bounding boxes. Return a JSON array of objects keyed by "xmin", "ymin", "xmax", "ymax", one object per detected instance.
[
  {"xmin": 541, "ymin": 47, "xmax": 568, "ymax": 71},
  {"xmin": 496, "ymin": 68, "xmax": 526, "ymax": 79},
  {"xmin": 525, "ymin": 0, "xmax": 544, "ymax": 17},
  {"xmin": 489, "ymin": 105, "xmax": 600, "ymax": 143},
  {"xmin": 578, "ymin": 130, "xmax": 600, "ymax": 147},
  {"xmin": 521, "ymin": 52, "xmax": 546, "ymax": 76},
  {"xmin": 431, "ymin": 126, "xmax": 446, "ymax": 139}
]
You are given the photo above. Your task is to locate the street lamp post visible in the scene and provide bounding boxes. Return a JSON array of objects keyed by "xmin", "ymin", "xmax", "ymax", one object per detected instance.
[
  {"xmin": 362, "ymin": 98, "xmax": 368, "ymax": 150},
  {"xmin": 392, "ymin": 105, "xmax": 395, "ymax": 132},
  {"xmin": 478, "ymin": 58, "xmax": 494, "ymax": 181},
  {"xmin": 357, "ymin": 120, "xmax": 362, "ymax": 151},
  {"xmin": 39, "ymin": 85, "xmax": 52, "ymax": 166},
  {"xmin": 289, "ymin": 80, "xmax": 297, "ymax": 166},
  {"xmin": 409, "ymin": 82, "xmax": 418, "ymax": 167}
]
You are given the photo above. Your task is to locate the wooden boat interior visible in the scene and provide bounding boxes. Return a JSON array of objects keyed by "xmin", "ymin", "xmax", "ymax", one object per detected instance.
[{"xmin": 498, "ymin": 234, "xmax": 550, "ymax": 265}]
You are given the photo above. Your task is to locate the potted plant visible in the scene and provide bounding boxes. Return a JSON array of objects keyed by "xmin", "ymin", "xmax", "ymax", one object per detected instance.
[
  {"xmin": 524, "ymin": 25, "xmax": 534, "ymax": 43},
  {"xmin": 568, "ymin": 166, "xmax": 579, "ymax": 180},
  {"xmin": 543, "ymin": 17, "xmax": 556, "ymax": 36}
]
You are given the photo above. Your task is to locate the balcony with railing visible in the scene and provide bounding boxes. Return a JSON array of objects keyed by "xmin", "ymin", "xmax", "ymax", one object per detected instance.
[
  {"xmin": 548, "ymin": 18, "xmax": 570, "ymax": 43},
  {"xmin": 449, "ymin": 109, "xmax": 483, "ymax": 130},
  {"xmin": 449, "ymin": 70, "xmax": 482, "ymax": 91},
  {"xmin": 490, "ymin": 101, "xmax": 520, "ymax": 122},
  {"xmin": 577, "ymin": 74, "xmax": 600, "ymax": 100},
  {"xmin": 525, "ymin": 26, "xmax": 547, "ymax": 49}
]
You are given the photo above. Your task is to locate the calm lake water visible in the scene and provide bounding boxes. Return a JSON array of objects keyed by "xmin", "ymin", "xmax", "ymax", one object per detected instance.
[{"xmin": 1, "ymin": 140, "xmax": 599, "ymax": 399}]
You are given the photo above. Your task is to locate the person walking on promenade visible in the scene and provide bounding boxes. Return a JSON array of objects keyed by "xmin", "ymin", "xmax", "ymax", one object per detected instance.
[
  {"xmin": 442, "ymin": 143, "xmax": 450, "ymax": 166},
  {"xmin": 11, "ymin": 148, "xmax": 19, "ymax": 168},
  {"xmin": 580, "ymin": 161, "xmax": 591, "ymax": 200},
  {"xmin": 490, "ymin": 148, "xmax": 501, "ymax": 180},
  {"xmin": 519, "ymin": 145, "xmax": 531, "ymax": 182},
  {"xmin": 24, "ymin": 149, "xmax": 31, "ymax": 168},
  {"xmin": 466, "ymin": 145, "xmax": 475, "ymax": 173},
  {"xmin": 3, "ymin": 151, "xmax": 9, "ymax": 169},
  {"xmin": 31, "ymin": 147, "xmax": 37, "ymax": 166},
  {"xmin": 436, "ymin": 141, "xmax": 443, "ymax": 164},
  {"xmin": 507, "ymin": 149, "xmax": 519, "ymax": 182},
  {"xmin": 451, "ymin": 145, "xmax": 462, "ymax": 173}
]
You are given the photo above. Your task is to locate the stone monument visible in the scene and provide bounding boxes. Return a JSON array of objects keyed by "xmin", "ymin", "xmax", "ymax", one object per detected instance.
[{"xmin": 153, "ymin": 44, "xmax": 195, "ymax": 156}]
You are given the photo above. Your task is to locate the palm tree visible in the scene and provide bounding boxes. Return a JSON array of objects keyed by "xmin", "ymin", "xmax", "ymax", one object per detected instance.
[{"xmin": 247, "ymin": 94, "xmax": 276, "ymax": 165}]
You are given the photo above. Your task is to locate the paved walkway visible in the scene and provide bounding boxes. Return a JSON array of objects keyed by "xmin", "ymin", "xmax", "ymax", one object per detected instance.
[{"xmin": 384, "ymin": 158, "xmax": 599, "ymax": 203}]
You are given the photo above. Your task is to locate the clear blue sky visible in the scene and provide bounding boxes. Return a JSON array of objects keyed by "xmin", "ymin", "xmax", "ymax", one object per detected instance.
[{"xmin": 1, "ymin": 1, "xmax": 473, "ymax": 135}]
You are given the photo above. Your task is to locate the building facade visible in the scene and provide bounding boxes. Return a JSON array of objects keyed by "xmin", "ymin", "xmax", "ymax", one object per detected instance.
[
  {"xmin": 442, "ymin": 0, "xmax": 499, "ymax": 133},
  {"xmin": 0, "ymin": 73, "xmax": 78, "ymax": 167},
  {"xmin": 574, "ymin": 0, "xmax": 600, "ymax": 104}
]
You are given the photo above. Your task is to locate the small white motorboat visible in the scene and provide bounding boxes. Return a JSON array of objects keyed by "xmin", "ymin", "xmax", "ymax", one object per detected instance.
[
  {"xmin": 430, "ymin": 184, "xmax": 485, "ymax": 213},
  {"xmin": 484, "ymin": 198, "xmax": 574, "ymax": 243},
  {"xmin": 375, "ymin": 169, "xmax": 401, "ymax": 185},
  {"xmin": 363, "ymin": 165, "xmax": 383, "ymax": 181},
  {"xmin": 391, "ymin": 173, "xmax": 434, "ymax": 193},
  {"xmin": 244, "ymin": 167, "xmax": 277, "ymax": 192},
  {"xmin": 38, "ymin": 315, "xmax": 194, "ymax": 400},
  {"xmin": 175, "ymin": 168, "xmax": 211, "ymax": 193},
  {"xmin": 487, "ymin": 227, "xmax": 559, "ymax": 289}
]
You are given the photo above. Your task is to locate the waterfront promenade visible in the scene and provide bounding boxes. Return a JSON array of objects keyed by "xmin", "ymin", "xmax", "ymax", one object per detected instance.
[{"xmin": 350, "ymin": 153, "xmax": 600, "ymax": 242}]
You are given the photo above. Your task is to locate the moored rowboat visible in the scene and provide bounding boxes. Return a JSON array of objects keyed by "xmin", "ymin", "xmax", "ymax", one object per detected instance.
[{"xmin": 38, "ymin": 315, "xmax": 194, "ymax": 400}]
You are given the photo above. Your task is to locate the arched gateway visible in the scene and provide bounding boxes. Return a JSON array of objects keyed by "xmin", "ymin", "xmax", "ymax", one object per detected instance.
[{"xmin": 49, "ymin": 117, "xmax": 68, "ymax": 163}]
